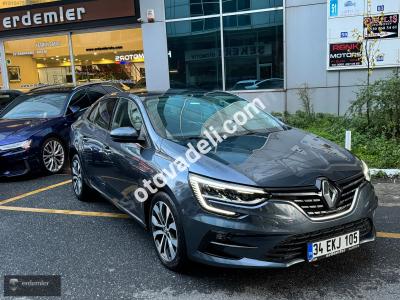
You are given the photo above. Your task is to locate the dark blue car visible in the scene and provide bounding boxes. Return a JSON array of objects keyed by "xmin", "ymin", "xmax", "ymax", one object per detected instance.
[
  {"xmin": 70, "ymin": 91, "xmax": 377, "ymax": 271},
  {"xmin": 0, "ymin": 83, "xmax": 122, "ymax": 178}
]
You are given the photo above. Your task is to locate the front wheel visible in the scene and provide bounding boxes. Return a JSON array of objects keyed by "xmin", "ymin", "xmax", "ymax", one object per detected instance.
[
  {"xmin": 41, "ymin": 138, "xmax": 66, "ymax": 174},
  {"xmin": 71, "ymin": 154, "xmax": 93, "ymax": 202},
  {"xmin": 150, "ymin": 193, "xmax": 188, "ymax": 271}
]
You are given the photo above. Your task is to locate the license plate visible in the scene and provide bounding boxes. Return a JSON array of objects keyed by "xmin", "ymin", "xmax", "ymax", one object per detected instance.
[{"xmin": 307, "ymin": 231, "xmax": 360, "ymax": 262}]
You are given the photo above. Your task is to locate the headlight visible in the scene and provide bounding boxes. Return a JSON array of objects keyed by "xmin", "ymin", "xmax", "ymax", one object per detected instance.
[
  {"xmin": 189, "ymin": 173, "xmax": 269, "ymax": 217},
  {"xmin": 361, "ymin": 160, "xmax": 371, "ymax": 182},
  {"xmin": 0, "ymin": 140, "xmax": 32, "ymax": 151}
]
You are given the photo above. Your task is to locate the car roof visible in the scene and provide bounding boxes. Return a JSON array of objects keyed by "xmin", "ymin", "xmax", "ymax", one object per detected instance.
[
  {"xmin": 133, "ymin": 89, "xmax": 233, "ymax": 102},
  {"xmin": 28, "ymin": 82, "xmax": 122, "ymax": 94}
]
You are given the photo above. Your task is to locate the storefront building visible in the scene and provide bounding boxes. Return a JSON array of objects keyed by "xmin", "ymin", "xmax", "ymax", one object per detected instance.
[
  {"xmin": 0, "ymin": 1, "xmax": 399, "ymax": 114},
  {"xmin": 0, "ymin": 0, "xmax": 144, "ymax": 92}
]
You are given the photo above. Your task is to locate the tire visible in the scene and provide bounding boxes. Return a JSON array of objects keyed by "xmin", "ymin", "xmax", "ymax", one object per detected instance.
[
  {"xmin": 71, "ymin": 154, "xmax": 94, "ymax": 202},
  {"xmin": 150, "ymin": 193, "xmax": 188, "ymax": 271},
  {"xmin": 41, "ymin": 137, "xmax": 66, "ymax": 175}
]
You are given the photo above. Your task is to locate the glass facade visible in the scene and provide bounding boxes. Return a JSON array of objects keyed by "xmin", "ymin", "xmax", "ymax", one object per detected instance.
[
  {"xmin": 0, "ymin": 0, "xmax": 60, "ymax": 9},
  {"xmin": 222, "ymin": 0, "xmax": 283, "ymax": 13},
  {"xmin": 165, "ymin": 0, "xmax": 220, "ymax": 20},
  {"xmin": 166, "ymin": 0, "xmax": 284, "ymax": 91},
  {"xmin": 2, "ymin": 28, "xmax": 145, "ymax": 92},
  {"xmin": 167, "ymin": 18, "xmax": 222, "ymax": 90}
]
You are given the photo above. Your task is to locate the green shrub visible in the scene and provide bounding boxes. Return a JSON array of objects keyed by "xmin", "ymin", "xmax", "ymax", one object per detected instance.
[
  {"xmin": 350, "ymin": 73, "xmax": 400, "ymax": 139},
  {"xmin": 282, "ymin": 112, "xmax": 400, "ymax": 169}
]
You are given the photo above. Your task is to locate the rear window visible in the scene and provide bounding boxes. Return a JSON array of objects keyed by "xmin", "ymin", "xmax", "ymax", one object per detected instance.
[{"xmin": 1, "ymin": 93, "xmax": 69, "ymax": 119}]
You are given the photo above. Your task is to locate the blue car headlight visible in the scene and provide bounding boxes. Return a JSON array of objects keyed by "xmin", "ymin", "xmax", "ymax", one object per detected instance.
[
  {"xmin": 0, "ymin": 140, "xmax": 32, "ymax": 152},
  {"xmin": 189, "ymin": 173, "xmax": 269, "ymax": 217}
]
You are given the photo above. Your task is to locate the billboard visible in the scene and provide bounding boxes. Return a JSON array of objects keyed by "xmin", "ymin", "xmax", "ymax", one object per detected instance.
[{"xmin": 327, "ymin": 0, "xmax": 400, "ymax": 70}]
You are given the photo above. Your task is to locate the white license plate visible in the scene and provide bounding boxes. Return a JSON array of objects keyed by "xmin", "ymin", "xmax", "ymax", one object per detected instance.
[{"xmin": 307, "ymin": 231, "xmax": 360, "ymax": 262}]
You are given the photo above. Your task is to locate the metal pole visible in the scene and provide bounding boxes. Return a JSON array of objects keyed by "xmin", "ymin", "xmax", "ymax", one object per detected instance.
[
  {"xmin": 0, "ymin": 40, "xmax": 9, "ymax": 90},
  {"xmin": 219, "ymin": 0, "xmax": 226, "ymax": 91},
  {"xmin": 68, "ymin": 32, "xmax": 77, "ymax": 86}
]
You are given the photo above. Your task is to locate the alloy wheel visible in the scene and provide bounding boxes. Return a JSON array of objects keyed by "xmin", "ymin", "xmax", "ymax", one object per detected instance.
[
  {"xmin": 42, "ymin": 140, "xmax": 65, "ymax": 173},
  {"xmin": 72, "ymin": 157, "xmax": 83, "ymax": 196},
  {"xmin": 151, "ymin": 201, "xmax": 178, "ymax": 262}
]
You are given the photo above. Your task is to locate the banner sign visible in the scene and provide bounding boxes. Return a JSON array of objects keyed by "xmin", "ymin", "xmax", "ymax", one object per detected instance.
[
  {"xmin": 327, "ymin": 0, "xmax": 400, "ymax": 70},
  {"xmin": 364, "ymin": 14, "xmax": 399, "ymax": 39},
  {"xmin": 329, "ymin": 42, "xmax": 363, "ymax": 67},
  {"xmin": 0, "ymin": 0, "xmax": 136, "ymax": 32}
]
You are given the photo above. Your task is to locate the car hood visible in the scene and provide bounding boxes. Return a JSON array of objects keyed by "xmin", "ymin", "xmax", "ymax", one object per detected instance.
[
  {"xmin": 161, "ymin": 129, "xmax": 363, "ymax": 188},
  {"xmin": 0, "ymin": 118, "xmax": 49, "ymax": 145}
]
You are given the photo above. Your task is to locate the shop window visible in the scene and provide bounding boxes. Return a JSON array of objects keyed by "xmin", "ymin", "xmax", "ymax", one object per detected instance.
[
  {"xmin": 223, "ymin": 10, "xmax": 284, "ymax": 90},
  {"xmin": 4, "ymin": 35, "xmax": 70, "ymax": 91},
  {"xmin": 165, "ymin": 0, "xmax": 220, "ymax": 20},
  {"xmin": 222, "ymin": 0, "xmax": 283, "ymax": 13},
  {"xmin": 167, "ymin": 18, "xmax": 222, "ymax": 90},
  {"xmin": 71, "ymin": 28, "xmax": 145, "ymax": 92},
  {"xmin": 0, "ymin": 0, "xmax": 60, "ymax": 10}
]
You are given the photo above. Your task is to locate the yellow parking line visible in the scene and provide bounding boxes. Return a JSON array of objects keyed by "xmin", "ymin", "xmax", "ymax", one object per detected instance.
[
  {"xmin": 0, "ymin": 180, "xmax": 72, "ymax": 206},
  {"xmin": 377, "ymin": 232, "xmax": 400, "ymax": 239},
  {"xmin": 0, "ymin": 206, "xmax": 129, "ymax": 219}
]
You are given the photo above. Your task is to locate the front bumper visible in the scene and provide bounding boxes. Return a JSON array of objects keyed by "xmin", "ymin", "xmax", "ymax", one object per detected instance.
[
  {"xmin": 0, "ymin": 150, "xmax": 41, "ymax": 178},
  {"xmin": 183, "ymin": 181, "xmax": 378, "ymax": 268}
]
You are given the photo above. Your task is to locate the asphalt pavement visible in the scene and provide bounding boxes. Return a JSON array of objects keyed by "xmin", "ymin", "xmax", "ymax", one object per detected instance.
[{"xmin": 0, "ymin": 173, "xmax": 399, "ymax": 300}]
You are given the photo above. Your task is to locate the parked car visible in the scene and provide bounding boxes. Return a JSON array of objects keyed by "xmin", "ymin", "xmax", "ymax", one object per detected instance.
[
  {"xmin": 0, "ymin": 83, "xmax": 122, "ymax": 178},
  {"xmin": 231, "ymin": 80, "xmax": 260, "ymax": 90},
  {"xmin": 245, "ymin": 78, "xmax": 284, "ymax": 90},
  {"xmin": 70, "ymin": 91, "xmax": 377, "ymax": 271},
  {"xmin": 0, "ymin": 90, "xmax": 23, "ymax": 112}
]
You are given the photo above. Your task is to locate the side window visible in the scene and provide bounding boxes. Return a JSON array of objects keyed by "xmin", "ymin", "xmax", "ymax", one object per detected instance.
[
  {"xmin": 93, "ymin": 99, "xmax": 117, "ymax": 130},
  {"xmin": 112, "ymin": 98, "xmax": 143, "ymax": 132},
  {"xmin": 87, "ymin": 86, "xmax": 107, "ymax": 103},
  {"xmin": 88, "ymin": 102, "xmax": 100, "ymax": 123},
  {"xmin": 69, "ymin": 89, "xmax": 92, "ymax": 111}
]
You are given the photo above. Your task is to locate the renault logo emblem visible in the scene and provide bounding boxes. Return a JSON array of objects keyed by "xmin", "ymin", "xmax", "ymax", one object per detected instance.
[{"xmin": 321, "ymin": 180, "xmax": 339, "ymax": 209}]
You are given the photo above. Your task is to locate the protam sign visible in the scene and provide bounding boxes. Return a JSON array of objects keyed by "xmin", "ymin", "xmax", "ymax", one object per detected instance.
[{"xmin": 0, "ymin": 0, "xmax": 135, "ymax": 31}]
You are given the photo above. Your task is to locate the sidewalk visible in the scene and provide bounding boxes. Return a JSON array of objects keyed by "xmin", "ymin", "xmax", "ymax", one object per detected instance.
[{"xmin": 373, "ymin": 181, "xmax": 400, "ymax": 206}]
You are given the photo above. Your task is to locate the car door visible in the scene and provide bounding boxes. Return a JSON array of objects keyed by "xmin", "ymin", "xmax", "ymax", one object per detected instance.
[
  {"xmin": 105, "ymin": 97, "xmax": 153, "ymax": 220},
  {"xmin": 82, "ymin": 98, "xmax": 117, "ymax": 192}
]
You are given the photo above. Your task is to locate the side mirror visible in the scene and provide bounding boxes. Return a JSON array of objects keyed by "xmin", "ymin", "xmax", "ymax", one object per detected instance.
[
  {"xmin": 110, "ymin": 127, "xmax": 140, "ymax": 143},
  {"xmin": 68, "ymin": 105, "xmax": 81, "ymax": 115}
]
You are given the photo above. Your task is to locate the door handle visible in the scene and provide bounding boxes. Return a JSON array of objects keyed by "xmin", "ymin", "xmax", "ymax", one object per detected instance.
[
  {"xmin": 104, "ymin": 146, "xmax": 112, "ymax": 155},
  {"xmin": 82, "ymin": 136, "xmax": 89, "ymax": 142}
]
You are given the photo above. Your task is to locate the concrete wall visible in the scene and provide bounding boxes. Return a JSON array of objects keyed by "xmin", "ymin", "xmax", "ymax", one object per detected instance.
[{"xmin": 283, "ymin": 0, "xmax": 395, "ymax": 115}]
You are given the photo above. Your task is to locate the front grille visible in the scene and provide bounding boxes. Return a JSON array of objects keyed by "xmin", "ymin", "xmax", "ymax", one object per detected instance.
[
  {"xmin": 271, "ymin": 173, "xmax": 365, "ymax": 218},
  {"xmin": 265, "ymin": 218, "xmax": 373, "ymax": 262}
]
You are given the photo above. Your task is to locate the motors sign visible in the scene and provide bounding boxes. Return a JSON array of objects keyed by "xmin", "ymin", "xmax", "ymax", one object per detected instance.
[
  {"xmin": 329, "ymin": 42, "xmax": 362, "ymax": 67},
  {"xmin": 364, "ymin": 14, "xmax": 399, "ymax": 39}
]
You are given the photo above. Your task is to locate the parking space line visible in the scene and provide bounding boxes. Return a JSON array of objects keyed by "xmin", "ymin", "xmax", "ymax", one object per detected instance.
[
  {"xmin": 0, "ymin": 206, "xmax": 129, "ymax": 219},
  {"xmin": 377, "ymin": 232, "xmax": 400, "ymax": 239},
  {"xmin": 0, "ymin": 180, "xmax": 72, "ymax": 206}
]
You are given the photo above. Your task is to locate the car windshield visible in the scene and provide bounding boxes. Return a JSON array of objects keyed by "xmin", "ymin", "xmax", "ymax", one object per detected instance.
[
  {"xmin": 0, "ymin": 93, "xmax": 69, "ymax": 119},
  {"xmin": 145, "ymin": 93, "xmax": 284, "ymax": 141}
]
